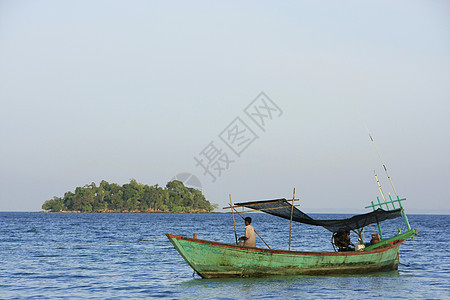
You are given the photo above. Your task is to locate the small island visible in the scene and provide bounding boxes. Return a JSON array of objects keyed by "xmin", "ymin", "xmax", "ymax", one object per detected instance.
[{"xmin": 42, "ymin": 179, "xmax": 217, "ymax": 213}]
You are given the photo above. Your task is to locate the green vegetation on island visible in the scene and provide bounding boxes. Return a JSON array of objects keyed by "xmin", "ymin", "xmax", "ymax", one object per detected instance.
[{"xmin": 42, "ymin": 179, "xmax": 217, "ymax": 213}]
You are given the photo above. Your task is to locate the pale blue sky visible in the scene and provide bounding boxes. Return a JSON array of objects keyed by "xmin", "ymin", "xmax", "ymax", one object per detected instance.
[{"xmin": 1, "ymin": 1, "xmax": 449, "ymax": 213}]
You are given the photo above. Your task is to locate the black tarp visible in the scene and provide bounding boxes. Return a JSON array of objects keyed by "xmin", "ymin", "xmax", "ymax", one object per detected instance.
[{"xmin": 234, "ymin": 198, "xmax": 402, "ymax": 233}]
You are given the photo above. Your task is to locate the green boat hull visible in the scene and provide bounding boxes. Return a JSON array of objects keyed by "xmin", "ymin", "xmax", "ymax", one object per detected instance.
[{"xmin": 166, "ymin": 234, "xmax": 405, "ymax": 278}]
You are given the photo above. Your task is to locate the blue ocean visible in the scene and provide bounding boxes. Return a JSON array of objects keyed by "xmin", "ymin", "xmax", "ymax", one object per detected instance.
[{"xmin": 0, "ymin": 212, "xmax": 448, "ymax": 299}]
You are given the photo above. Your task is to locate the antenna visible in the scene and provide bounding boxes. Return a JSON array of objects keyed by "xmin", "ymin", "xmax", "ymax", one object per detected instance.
[
  {"xmin": 374, "ymin": 170, "xmax": 387, "ymax": 203},
  {"xmin": 353, "ymin": 103, "xmax": 400, "ymax": 198}
]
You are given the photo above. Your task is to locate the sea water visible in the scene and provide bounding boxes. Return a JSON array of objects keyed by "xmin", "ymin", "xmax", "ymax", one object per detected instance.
[{"xmin": 0, "ymin": 212, "xmax": 448, "ymax": 299}]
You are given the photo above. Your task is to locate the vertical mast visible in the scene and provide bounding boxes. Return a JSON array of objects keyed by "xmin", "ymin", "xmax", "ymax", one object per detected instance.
[
  {"xmin": 368, "ymin": 132, "xmax": 399, "ymax": 198},
  {"xmin": 229, "ymin": 194, "xmax": 238, "ymax": 245},
  {"xmin": 355, "ymin": 103, "xmax": 412, "ymax": 231},
  {"xmin": 288, "ymin": 188, "xmax": 295, "ymax": 251},
  {"xmin": 354, "ymin": 104, "xmax": 399, "ymax": 198},
  {"xmin": 374, "ymin": 170, "xmax": 387, "ymax": 205}
]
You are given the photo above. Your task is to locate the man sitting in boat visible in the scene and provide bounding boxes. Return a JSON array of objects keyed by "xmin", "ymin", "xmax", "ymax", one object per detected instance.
[
  {"xmin": 333, "ymin": 230, "xmax": 355, "ymax": 252},
  {"xmin": 238, "ymin": 217, "xmax": 256, "ymax": 247}
]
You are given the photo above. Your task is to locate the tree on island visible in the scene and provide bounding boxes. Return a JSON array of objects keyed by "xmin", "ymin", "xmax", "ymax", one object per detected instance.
[{"xmin": 42, "ymin": 179, "xmax": 217, "ymax": 213}]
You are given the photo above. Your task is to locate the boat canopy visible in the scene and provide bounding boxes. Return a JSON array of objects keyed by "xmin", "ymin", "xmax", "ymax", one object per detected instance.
[{"xmin": 234, "ymin": 199, "xmax": 402, "ymax": 233}]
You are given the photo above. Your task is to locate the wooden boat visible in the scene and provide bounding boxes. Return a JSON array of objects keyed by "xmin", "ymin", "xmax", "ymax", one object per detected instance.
[
  {"xmin": 167, "ymin": 231, "xmax": 415, "ymax": 278},
  {"xmin": 167, "ymin": 196, "xmax": 418, "ymax": 278},
  {"xmin": 167, "ymin": 128, "xmax": 419, "ymax": 278}
]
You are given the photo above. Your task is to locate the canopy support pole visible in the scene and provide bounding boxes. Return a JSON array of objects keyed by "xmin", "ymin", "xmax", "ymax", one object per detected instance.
[
  {"xmin": 370, "ymin": 200, "xmax": 383, "ymax": 239},
  {"xmin": 356, "ymin": 227, "xmax": 364, "ymax": 244},
  {"xmin": 288, "ymin": 188, "xmax": 296, "ymax": 251},
  {"xmin": 229, "ymin": 194, "xmax": 238, "ymax": 245},
  {"xmin": 392, "ymin": 194, "xmax": 412, "ymax": 231}
]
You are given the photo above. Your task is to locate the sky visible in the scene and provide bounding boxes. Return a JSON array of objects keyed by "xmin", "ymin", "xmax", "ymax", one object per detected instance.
[{"xmin": 0, "ymin": 0, "xmax": 449, "ymax": 214}]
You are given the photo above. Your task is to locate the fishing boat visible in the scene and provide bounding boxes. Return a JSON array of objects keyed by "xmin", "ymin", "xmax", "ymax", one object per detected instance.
[
  {"xmin": 167, "ymin": 128, "xmax": 418, "ymax": 278},
  {"xmin": 166, "ymin": 194, "xmax": 418, "ymax": 278}
]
